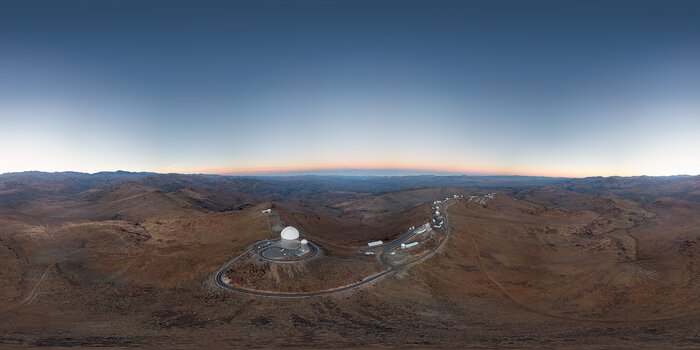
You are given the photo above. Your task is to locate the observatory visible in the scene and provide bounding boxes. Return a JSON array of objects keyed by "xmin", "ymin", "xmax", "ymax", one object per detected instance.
[
  {"xmin": 281, "ymin": 226, "xmax": 300, "ymax": 240},
  {"xmin": 280, "ymin": 226, "xmax": 301, "ymax": 250},
  {"xmin": 257, "ymin": 225, "xmax": 316, "ymax": 261}
]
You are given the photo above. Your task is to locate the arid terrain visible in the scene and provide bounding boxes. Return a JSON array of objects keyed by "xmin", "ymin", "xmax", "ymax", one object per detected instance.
[{"xmin": 1, "ymin": 172, "xmax": 699, "ymax": 348}]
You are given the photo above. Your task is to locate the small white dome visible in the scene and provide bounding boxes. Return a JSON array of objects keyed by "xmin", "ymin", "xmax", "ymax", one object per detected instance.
[
  {"xmin": 300, "ymin": 239, "xmax": 308, "ymax": 245},
  {"xmin": 280, "ymin": 226, "xmax": 300, "ymax": 240}
]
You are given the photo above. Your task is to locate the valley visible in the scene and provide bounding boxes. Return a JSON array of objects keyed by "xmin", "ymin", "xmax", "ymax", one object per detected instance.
[{"xmin": 0, "ymin": 172, "xmax": 699, "ymax": 348}]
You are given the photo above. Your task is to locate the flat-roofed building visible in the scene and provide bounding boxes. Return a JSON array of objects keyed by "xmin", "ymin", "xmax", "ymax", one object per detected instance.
[{"xmin": 367, "ymin": 240, "xmax": 383, "ymax": 247}]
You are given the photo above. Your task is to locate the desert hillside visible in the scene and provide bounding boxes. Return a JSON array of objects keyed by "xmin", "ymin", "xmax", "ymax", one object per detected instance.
[{"xmin": 0, "ymin": 172, "xmax": 699, "ymax": 348}]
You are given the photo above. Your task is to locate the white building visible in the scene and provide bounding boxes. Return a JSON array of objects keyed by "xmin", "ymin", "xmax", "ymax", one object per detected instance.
[
  {"xmin": 299, "ymin": 239, "xmax": 310, "ymax": 254},
  {"xmin": 368, "ymin": 240, "xmax": 383, "ymax": 247},
  {"xmin": 280, "ymin": 226, "xmax": 301, "ymax": 249},
  {"xmin": 401, "ymin": 242, "xmax": 419, "ymax": 249},
  {"xmin": 261, "ymin": 208, "xmax": 272, "ymax": 214}
]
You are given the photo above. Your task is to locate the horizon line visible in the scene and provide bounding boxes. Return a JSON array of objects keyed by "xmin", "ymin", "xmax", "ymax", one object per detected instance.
[{"xmin": 1, "ymin": 168, "xmax": 697, "ymax": 179}]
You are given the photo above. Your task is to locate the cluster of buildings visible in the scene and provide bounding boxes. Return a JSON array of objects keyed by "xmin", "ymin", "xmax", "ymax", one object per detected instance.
[
  {"xmin": 429, "ymin": 193, "xmax": 495, "ymax": 228},
  {"xmin": 465, "ymin": 193, "xmax": 495, "ymax": 206},
  {"xmin": 431, "ymin": 201, "xmax": 444, "ymax": 229},
  {"xmin": 363, "ymin": 223, "xmax": 432, "ymax": 254},
  {"xmin": 399, "ymin": 223, "xmax": 431, "ymax": 250},
  {"xmin": 433, "ymin": 193, "xmax": 496, "ymax": 208}
]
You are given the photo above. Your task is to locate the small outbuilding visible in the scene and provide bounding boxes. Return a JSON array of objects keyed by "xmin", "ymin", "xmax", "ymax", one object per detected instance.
[{"xmin": 368, "ymin": 240, "xmax": 384, "ymax": 247}]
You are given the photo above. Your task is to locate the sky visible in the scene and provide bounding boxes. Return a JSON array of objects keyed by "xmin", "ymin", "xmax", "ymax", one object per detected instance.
[{"xmin": 1, "ymin": 0, "xmax": 699, "ymax": 177}]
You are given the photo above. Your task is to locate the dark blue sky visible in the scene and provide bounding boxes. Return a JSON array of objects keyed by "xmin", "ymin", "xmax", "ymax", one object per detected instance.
[{"xmin": 1, "ymin": 0, "xmax": 699, "ymax": 176}]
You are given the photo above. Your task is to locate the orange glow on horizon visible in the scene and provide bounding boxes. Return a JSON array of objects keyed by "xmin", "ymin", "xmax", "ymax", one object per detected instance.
[{"xmin": 169, "ymin": 162, "xmax": 637, "ymax": 178}]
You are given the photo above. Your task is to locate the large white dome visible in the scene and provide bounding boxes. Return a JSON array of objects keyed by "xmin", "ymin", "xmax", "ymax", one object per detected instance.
[{"xmin": 280, "ymin": 226, "xmax": 300, "ymax": 240}]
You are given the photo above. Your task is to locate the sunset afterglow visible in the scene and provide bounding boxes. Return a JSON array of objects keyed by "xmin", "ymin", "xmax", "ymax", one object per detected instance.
[{"xmin": 1, "ymin": 1, "xmax": 699, "ymax": 177}]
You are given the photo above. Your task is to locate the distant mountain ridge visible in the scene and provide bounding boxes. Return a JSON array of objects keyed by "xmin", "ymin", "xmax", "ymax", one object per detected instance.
[{"xmin": 1, "ymin": 171, "xmax": 698, "ymax": 210}]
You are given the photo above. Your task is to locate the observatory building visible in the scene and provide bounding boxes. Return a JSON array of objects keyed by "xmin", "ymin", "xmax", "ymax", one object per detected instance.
[
  {"xmin": 280, "ymin": 226, "xmax": 301, "ymax": 249},
  {"xmin": 259, "ymin": 226, "xmax": 315, "ymax": 261},
  {"xmin": 299, "ymin": 239, "xmax": 310, "ymax": 254}
]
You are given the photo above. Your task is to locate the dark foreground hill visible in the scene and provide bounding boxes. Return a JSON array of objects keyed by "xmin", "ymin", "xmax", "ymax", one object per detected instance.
[{"xmin": 0, "ymin": 172, "xmax": 699, "ymax": 348}]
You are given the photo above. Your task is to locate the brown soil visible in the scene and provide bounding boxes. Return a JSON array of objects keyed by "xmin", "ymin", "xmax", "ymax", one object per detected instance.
[
  {"xmin": 1, "ymin": 175, "xmax": 700, "ymax": 348},
  {"xmin": 225, "ymin": 252, "xmax": 386, "ymax": 293}
]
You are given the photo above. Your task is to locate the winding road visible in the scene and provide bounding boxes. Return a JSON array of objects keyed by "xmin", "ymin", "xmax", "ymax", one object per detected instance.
[{"xmin": 213, "ymin": 199, "xmax": 457, "ymax": 298}]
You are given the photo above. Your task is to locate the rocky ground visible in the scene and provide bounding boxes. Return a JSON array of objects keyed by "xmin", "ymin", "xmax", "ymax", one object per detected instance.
[{"xmin": 0, "ymin": 173, "xmax": 699, "ymax": 348}]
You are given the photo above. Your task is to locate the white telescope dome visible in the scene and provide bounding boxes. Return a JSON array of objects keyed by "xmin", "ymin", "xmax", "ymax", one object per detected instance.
[
  {"xmin": 300, "ymin": 239, "xmax": 308, "ymax": 245},
  {"xmin": 280, "ymin": 226, "xmax": 300, "ymax": 240}
]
